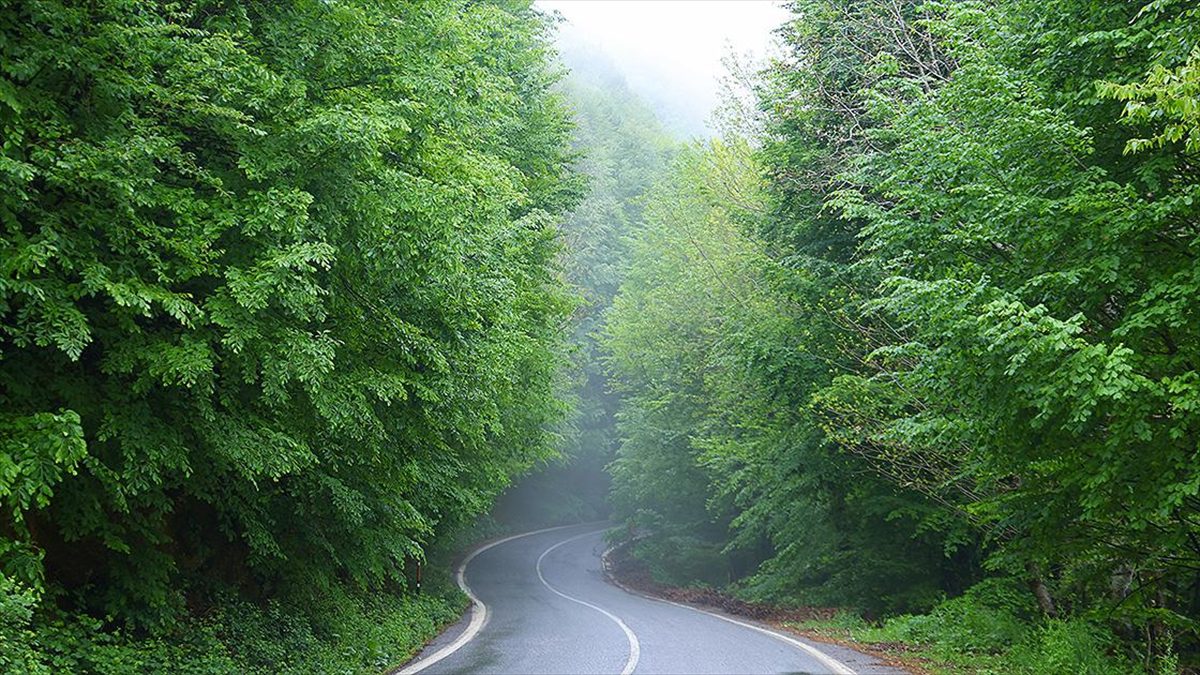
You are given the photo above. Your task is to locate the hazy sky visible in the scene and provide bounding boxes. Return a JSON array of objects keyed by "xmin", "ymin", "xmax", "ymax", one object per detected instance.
[{"xmin": 536, "ymin": 0, "xmax": 790, "ymax": 138}]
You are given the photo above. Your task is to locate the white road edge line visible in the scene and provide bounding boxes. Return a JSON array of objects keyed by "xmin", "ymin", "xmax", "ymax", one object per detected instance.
[
  {"xmin": 396, "ymin": 523, "xmax": 585, "ymax": 675},
  {"xmin": 651, "ymin": 596, "xmax": 856, "ymax": 675},
  {"xmin": 602, "ymin": 546, "xmax": 856, "ymax": 675},
  {"xmin": 536, "ymin": 530, "xmax": 641, "ymax": 675}
]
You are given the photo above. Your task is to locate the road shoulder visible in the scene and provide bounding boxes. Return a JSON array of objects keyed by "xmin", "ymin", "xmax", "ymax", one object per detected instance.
[{"xmin": 600, "ymin": 541, "xmax": 911, "ymax": 675}]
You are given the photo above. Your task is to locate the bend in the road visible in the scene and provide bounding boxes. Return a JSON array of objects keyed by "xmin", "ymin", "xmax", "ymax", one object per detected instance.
[
  {"xmin": 397, "ymin": 523, "xmax": 587, "ymax": 675},
  {"xmin": 399, "ymin": 524, "xmax": 866, "ymax": 675},
  {"xmin": 535, "ymin": 530, "xmax": 640, "ymax": 675}
]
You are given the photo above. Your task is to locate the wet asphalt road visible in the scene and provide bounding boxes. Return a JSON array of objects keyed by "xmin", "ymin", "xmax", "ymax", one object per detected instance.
[{"xmin": 401, "ymin": 524, "xmax": 898, "ymax": 675}]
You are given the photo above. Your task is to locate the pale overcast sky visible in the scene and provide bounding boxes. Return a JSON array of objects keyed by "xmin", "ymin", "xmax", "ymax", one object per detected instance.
[{"xmin": 536, "ymin": 0, "xmax": 790, "ymax": 137}]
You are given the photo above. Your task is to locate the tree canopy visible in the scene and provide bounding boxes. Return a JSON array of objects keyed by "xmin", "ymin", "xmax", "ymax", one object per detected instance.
[{"xmin": 0, "ymin": 0, "xmax": 580, "ymax": 640}]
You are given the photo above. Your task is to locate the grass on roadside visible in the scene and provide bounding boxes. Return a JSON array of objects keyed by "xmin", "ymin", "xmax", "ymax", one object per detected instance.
[
  {"xmin": 782, "ymin": 580, "xmax": 1158, "ymax": 675},
  {"xmin": 2, "ymin": 570, "xmax": 468, "ymax": 675}
]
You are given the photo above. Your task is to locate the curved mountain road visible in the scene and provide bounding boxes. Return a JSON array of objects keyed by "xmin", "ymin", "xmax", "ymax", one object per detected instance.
[{"xmin": 397, "ymin": 524, "xmax": 903, "ymax": 675}]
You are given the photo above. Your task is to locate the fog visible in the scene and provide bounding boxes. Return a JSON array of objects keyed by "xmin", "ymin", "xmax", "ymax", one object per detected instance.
[{"xmin": 537, "ymin": 0, "xmax": 790, "ymax": 138}]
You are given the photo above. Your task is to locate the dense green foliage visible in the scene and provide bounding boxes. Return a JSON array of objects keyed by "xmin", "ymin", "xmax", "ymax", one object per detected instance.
[
  {"xmin": 607, "ymin": 137, "xmax": 962, "ymax": 609},
  {"xmin": 2, "ymin": 577, "xmax": 465, "ymax": 675},
  {"xmin": 0, "ymin": 0, "xmax": 580, "ymax": 669},
  {"xmin": 604, "ymin": 0, "xmax": 1200, "ymax": 669},
  {"xmin": 494, "ymin": 48, "xmax": 672, "ymax": 527}
]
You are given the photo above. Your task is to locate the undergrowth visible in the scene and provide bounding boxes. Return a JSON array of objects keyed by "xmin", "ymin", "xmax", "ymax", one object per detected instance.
[
  {"xmin": 786, "ymin": 578, "xmax": 1161, "ymax": 674},
  {"xmin": 0, "ymin": 573, "xmax": 466, "ymax": 675}
]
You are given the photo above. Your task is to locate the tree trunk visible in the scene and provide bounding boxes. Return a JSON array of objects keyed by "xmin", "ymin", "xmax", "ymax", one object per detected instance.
[{"xmin": 1026, "ymin": 561, "xmax": 1058, "ymax": 618}]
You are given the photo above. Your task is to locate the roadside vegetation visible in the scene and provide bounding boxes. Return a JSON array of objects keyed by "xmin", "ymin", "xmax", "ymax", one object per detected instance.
[
  {"xmin": 790, "ymin": 590, "xmax": 1147, "ymax": 674},
  {"xmin": 604, "ymin": 0, "xmax": 1200, "ymax": 672}
]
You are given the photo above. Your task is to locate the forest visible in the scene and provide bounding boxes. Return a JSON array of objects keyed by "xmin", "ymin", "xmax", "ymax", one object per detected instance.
[{"xmin": 1, "ymin": 0, "xmax": 1199, "ymax": 673}]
